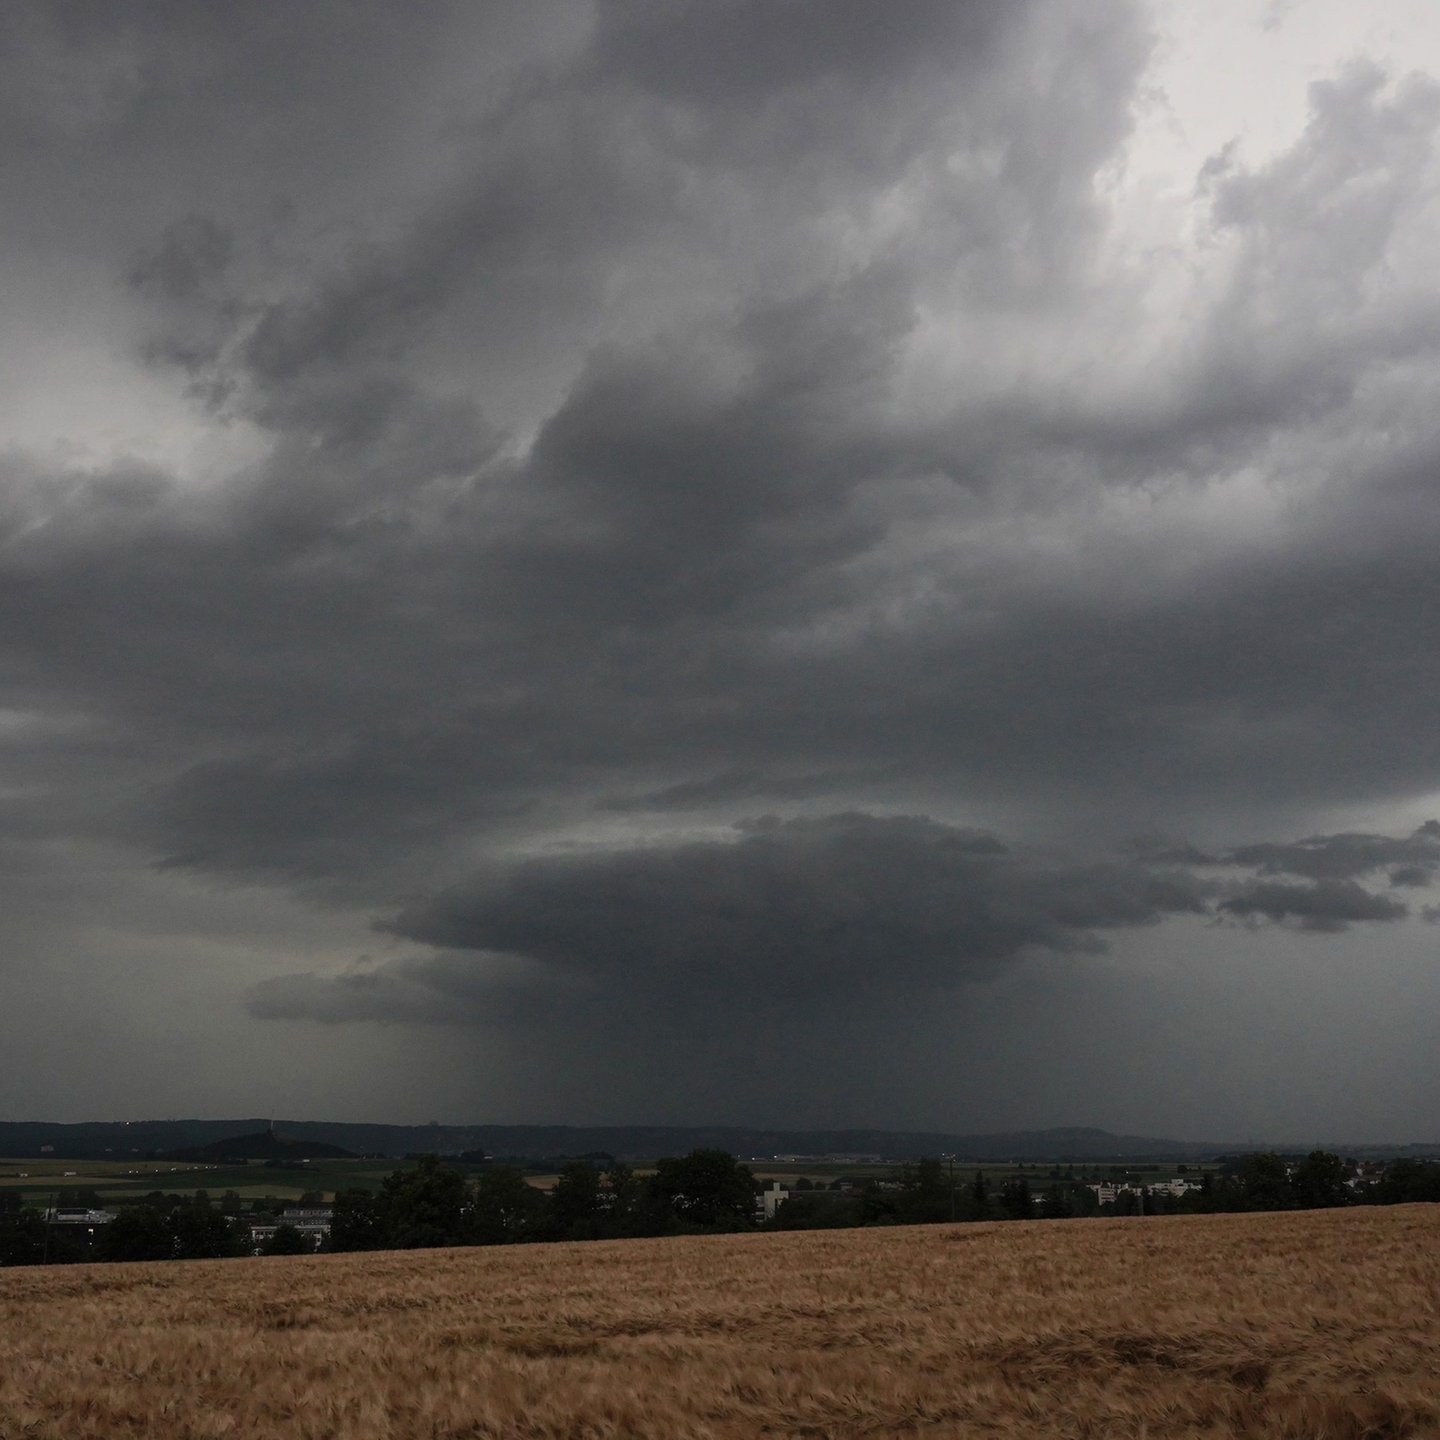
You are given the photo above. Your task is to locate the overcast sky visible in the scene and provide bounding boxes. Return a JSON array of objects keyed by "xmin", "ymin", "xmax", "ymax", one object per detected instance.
[{"xmin": 5, "ymin": 0, "xmax": 1440, "ymax": 1142}]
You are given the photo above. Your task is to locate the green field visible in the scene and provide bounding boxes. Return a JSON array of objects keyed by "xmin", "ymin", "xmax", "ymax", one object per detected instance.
[{"xmin": 0, "ymin": 1157, "xmax": 409, "ymax": 1207}]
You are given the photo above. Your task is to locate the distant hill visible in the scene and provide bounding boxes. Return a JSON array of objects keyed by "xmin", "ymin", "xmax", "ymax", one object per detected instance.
[
  {"xmin": 3, "ymin": 1117, "xmax": 1433, "ymax": 1163},
  {"xmin": 270, "ymin": 1121, "xmax": 1238, "ymax": 1163},
  {"xmin": 0, "ymin": 1118, "xmax": 1228, "ymax": 1162},
  {"xmin": 0, "ymin": 1118, "xmax": 271, "ymax": 1160},
  {"xmin": 158, "ymin": 1130, "xmax": 355, "ymax": 1163}
]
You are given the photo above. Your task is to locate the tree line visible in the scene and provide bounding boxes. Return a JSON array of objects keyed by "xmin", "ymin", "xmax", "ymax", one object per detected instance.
[
  {"xmin": 3, "ymin": 1148, "xmax": 1439, "ymax": 1265},
  {"xmin": 778, "ymin": 1151, "xmax": 1440, "ymax": 1229},
  {"xmin": 328, "ymin": 1150, "xmax": 761, "ymax": 1250}
]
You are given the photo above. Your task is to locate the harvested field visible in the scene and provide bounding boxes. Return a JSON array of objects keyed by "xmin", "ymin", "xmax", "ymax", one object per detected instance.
[{"xmin": 1, "ymin": 1206, "xmax": 1437, "ymax": 1438}]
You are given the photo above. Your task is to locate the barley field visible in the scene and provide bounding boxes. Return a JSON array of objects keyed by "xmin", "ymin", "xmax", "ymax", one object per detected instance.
[{"xmin": 1, "ymin": 1206, "xmax": 1437, "ymax": 1439}]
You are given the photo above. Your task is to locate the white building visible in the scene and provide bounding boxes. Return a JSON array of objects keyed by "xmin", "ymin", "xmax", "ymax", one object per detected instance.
[
  {"xmin": 249, "ymin": 1206, "xmax": 332, "ymax": 1252},
  {"xmin": 758, "ymin": 1181, "xmax": 791, "ymax": 1220},
  {"xmin": 43, "ymin": 1206, "xmax": 116, "ymax": 1227}
]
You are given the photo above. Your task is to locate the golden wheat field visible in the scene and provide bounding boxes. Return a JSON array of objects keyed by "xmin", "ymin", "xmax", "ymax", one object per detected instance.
[{"xmin": 1, "ymin": 1206, "xmax": 1437, "ymax": 1439}]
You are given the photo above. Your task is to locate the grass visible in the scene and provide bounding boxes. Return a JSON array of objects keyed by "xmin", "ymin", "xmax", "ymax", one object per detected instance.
[{"xmin": 1, "ymin": 1205, "xmax": 1437, "ymax": 1437}]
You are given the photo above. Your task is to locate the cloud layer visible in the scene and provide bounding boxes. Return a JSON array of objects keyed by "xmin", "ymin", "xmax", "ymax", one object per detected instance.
[
  {"xmin": 250, "ymin": 814, "xmax": 1432, "ymax": 1027},
  {"xmin": 4, "ymin": 1, "xmax": 1440, "ymax": 1131}
]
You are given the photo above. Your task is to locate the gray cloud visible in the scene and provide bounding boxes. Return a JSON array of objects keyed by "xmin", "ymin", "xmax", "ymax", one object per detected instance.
[
  {"xmin": 6, "ymin": 1, "xmax": 1440, "ymax": 1131},
  {"xmin": 248, "ymin": 816, "xmax": 1426, "ymax": 1033},
  {"xmin": 382, "ymin": 814, "xmax": 1201, "ymax": 1002},
  {"xmin": 1224, "ymin": 823, "xmax": 1440, "ymax": 883},
  {"xmin": 247, "ymin": 949, "xmax": 572, "ymax": 1029},
  {"xmin": 1218, "ymin": 879, "xmax": 1409, "ymax": 932},
  {"xmin": 594, "ymin": 766, "xmax": 905, "ymax": 814},
  {"xmin": 7, "ymin": 11, "xmax": 1435, "ymax": 868},
  {"xmin": 0, "ymin": 0, "xmax": 1150, "ymax": 893}
]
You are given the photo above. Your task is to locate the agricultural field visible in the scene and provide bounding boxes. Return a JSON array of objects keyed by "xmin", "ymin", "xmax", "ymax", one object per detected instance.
[
  {"xmin": 1, "ymin": 1205, "xmax": 1436, "ymax": 1438},
  {"xmin": 0, "ymin": 1157, "xmax": 408, "ymax": 1207}
]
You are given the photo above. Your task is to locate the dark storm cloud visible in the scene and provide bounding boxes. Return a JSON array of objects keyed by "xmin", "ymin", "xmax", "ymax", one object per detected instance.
[
  {"xmin": 1209, "ymin": 823, "xmax": 1440, "ymax": 931},
  {"xmin": 258, "ymin": 813, "xmax": 1211, "ymax": 1023},
  {"xmin": 0, "ymin": 0, "xmax": 1156, "ymax": 899},
  {"xmin": 1389, "ymin": 866, "xmax": 1432, "ymax": 888},
  {"xmin": 591, "ymin": 0, "xmax": 1013, "ymax": 105},
  {"xmin": 247, "ymin": 814, "xmax": 1430, "ymax": 1029},
  {"xmin": 2, "ymin": 5, "xmax": 1435, "ymax": 857},
  {"xmin": 8, "ymin": 0, "xmax": 1440, "ymax": 1132},
  {"xmin": 7, "ymin": 0, "xmax": 1440, "ymax": 892},
  {"xmin": 385, "ymin": 814, "xmax": 1138, "ymax": 995},
  {"xmin": 1224, "ymin": 823, "xmax": 1440, "ymax": 883},
  {"xmin": 1218, "ymin": 879, "xmax": 1409, "ymax": 932}
]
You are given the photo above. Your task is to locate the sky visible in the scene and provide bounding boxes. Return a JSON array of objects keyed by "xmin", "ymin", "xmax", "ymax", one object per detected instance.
[{"xmin": 4, "ymin": 0, "xmax": 1440, "ymax": 1143}]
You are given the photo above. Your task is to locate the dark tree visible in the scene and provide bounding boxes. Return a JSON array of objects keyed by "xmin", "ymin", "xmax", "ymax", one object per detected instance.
[
  {"xmin": 1290, "ymin": 1151, "xmax": 1351, "ymax": 1209},
  {"xmin": 0, "ymin": 1206, "xmax": 46, "ymax": 1266},
  {"xmin": 767, "ymin": 1192, "xmax": 863, "ymax": 1230},
  {"xmin": 98, "ymin": 1207, "xmax": 174, "ymax": 1262},
  {"xmin": 999, "ymin": 1176, "xmax": 1034, "ymax": 1220},
  {"xmin": 329, "ymin": 1188, "xmax": 386, "ymax": 1252},
  {"xmin": 647, "ymin": 1150, "xmax": 758, "ymax": 1230},
  {"xmin": 1237, "ymin": 1153, "xmax": 1294, "ymax": 1211},
  {"xmin": 857, "ymin": 1181, "xmax": 899, "ymax": 1226},
  {"xmin": 1375, "ymin": 1159, "xmax": 1440, "ymax": 1205},
  {"xmin": 170, "ymin": 1205, "xmax": 246, "ymax": 1259},
  {"xmin": 550, "ymin": 1160, "xmax": 603, "ymax": 1240},
  {"xmin": 896, "ymin": 1158, "xmax": 954, "ymax": 1224},
  {"xmin": 377, "ymin": 1155, "xmax": 470, "ymax": 1249},
  {"xmin": 260, "ymin": 1224, "xmax": 313, "ymax": 1256},
  {"xmin": 601, "ymin": 1161, "xmax": 646, "ymax": 1238},
  {"xmin": 471, "ymin": 1164, "xmax": 548, "ymax": 1245},
  {"xmin": 1039, "ymin": 1183, "xmax": 1076, "ymax": 1219}
]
